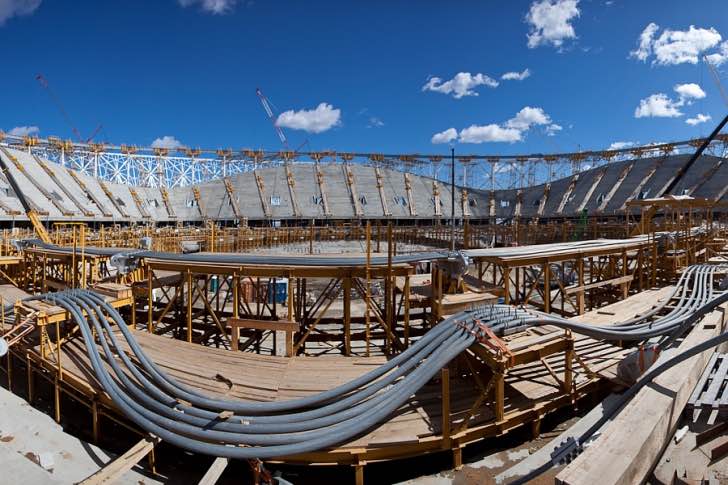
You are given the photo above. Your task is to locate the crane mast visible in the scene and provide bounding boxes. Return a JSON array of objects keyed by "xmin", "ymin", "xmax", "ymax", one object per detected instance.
[{"xmin": 256, "ymin": 88, "xmax": 289, "ymax": 150}]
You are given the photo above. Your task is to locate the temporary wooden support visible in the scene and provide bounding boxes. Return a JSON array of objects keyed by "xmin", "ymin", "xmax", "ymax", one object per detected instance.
[
  {"xmin": 375, "ymin": 167, "xmax": 391, "ymax": 217},
  {"xmin": 192, "ymin": 186, "xmax": 206, "ymax": 218},
  {"xmin": 433, "ymin": 181, "xmax": 442, "ymax": 217},
  {"xmin": 344, "ymin": 165, "xmax": 364, "ymax": 217},
  {"xmin": 556, "ymin": 174, "xmax": 579, "ymax": 215},
  {"xmin": 537, "ymin": 183, "xmax": 551, "ymax": 217},
  {"xmin": 222, "ymin": 177, "xmax": 242, "ymax": 219},
  {"xmin": 404, "ymin": 173, "xmax": 417, "ymax": 217},
  {"xmin": 577, "ymin": 167, "xmax": 606, "ymax": 212},
  {"xmin": 33, "ymin": 155, "xmax": 94, "ymax": 216},
  {"xmin": 229, "ymin": 318, "xmax": 296, "ymax": 357},
  {"xmin": 66, "ymin": 169, "xmax": 113, "ymax": 217},
  {"xmin": 97, "ymin": 180, "xmax": 129, "ymax": 218},
  {"xmin": 473, "ymin": 239, "xmax": 654, "ymax": 316},
  {"xmin": 79, "ymin": 435, "xmax": 160, "ymax": 485},
  {"xmin": 597, "ymin": 163, "xmax": 633, "ymax": 213},
  {"xmin": 128, "ymin": 187, "xmax": 151, "ymax": 219},
  {"xmin": 160, "ymin": 187, "xmax": 177, "ymax": 218},
  {"xmin": 315, "ymin": 164, "xmax": 332, "ymax": 217},
  {"xmin": 285, "ymin": 165, "xmax": 300, "ymax": 217}
]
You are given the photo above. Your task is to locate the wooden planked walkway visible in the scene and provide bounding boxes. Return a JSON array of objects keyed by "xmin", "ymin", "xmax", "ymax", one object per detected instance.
[{"xmin": 28, "ymin": 288, "xmax": 670, "ymax": 464}]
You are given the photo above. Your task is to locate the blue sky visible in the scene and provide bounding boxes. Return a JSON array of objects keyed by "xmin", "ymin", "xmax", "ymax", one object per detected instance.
[{"xmin": 1, "ymin": 0, "xmax": 727, "ymax": 156}]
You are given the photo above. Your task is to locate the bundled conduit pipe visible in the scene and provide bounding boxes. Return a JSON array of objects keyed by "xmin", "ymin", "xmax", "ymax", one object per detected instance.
[{"xmin": 22, "ymin": 263, "xmax": 728, "ymax": 473}]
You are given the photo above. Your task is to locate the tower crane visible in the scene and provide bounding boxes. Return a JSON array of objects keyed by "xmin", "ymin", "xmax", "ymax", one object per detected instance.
[
  {"xmin": 703, "ymin": 55, "xmax": 728, "ymax": 108},
  {"xmin": 256, "ymin": 88, "xmax": 290, "ymax": 150},
  {"xmin": 255, "ymin": 88, "xmax": 310, "ymax": 153},
  {"xmin": 35, "ymin": 74, "xmax": 103, "ymax": 143}
]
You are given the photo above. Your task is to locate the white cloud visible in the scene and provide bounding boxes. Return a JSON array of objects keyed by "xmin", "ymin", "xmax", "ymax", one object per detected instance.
[
  {"xmin": 631, "ymin": 24, "xmax": 723, "ymax": 65},
  {"xmin": 276, "ymin": 102, "xmax": 341, "ymax": 134},
  {"xmin": 505, "ymin": 106, "xmax": 552, "ymax": 130},
  {"xmin": 0, "ymin": 0, "xmax": 41, "ymax": 25},
  {"xmin": 7, "ymin": 125, "xmax": 39, "ymax": 137},
  {"xmin": 634, "ymin": 93, "xmax": 683, "ymax": 118},
  {"xmin": 436, "ymin": 106, "xmax": 560, "ymax": 144},
  {"xmin": 422, "ymin": 72, "xmax": 498, "ymax": 99},
  {"xmin": 526, "ymin": 0, "xmax": 580, "ymax": 49},
  {"xmin": 151, "ymin": 135, "xmax": 185, "ymax": 150},
  {"xmin": 630, "ymin": 22, "xmax": 659, "ymax": 61},
  {"xmin": 634, "ymin": 83, "xmax": 707, "ymax": 119},
  {"xmin": 705, "ymin": 41, "xmax": 728, "ymax": 66},
  {"xmin": 178, "ymin": 0, "xmax": 237, "ymax": 14},
  {"xmin": 431, "ymin": 128, "xmax": 458, "ymax": 144},
  {"xmin": 459, "ymin": 124, "xmax": 523, "ymax": 143},
  {"xmin": 367, "ymin": 117, "xmax": 384, "ymax": 128},
  {"xmin": 655, "ymin": 26, "xmax": 722, "ymax": 65},
  {"xmin": 686, "ymin": 113, "xmax": 712, "ymax": 125},
  {"xmin": 674, "ymin": 82, "xmax": 706, "ymax": 101},
  {"xmin": 501, "ymin": 68, "xmax": 531, "ymax": 81},
  {"xmin": 608, "ymin": 141, "xmax": 635, "ymax": 150},
  {"xmin": 545, "ymin": 123, "xmax": 562, "ymax": 136}
]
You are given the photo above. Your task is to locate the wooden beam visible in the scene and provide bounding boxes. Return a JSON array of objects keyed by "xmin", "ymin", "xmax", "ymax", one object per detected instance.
[
  {"xmin": 79, "ymin": 435, "xmax": 160, "ymax": 485},
  {"xmin": 556, "ymin": 303, "xmax": 728, "ymax": 485},
  {"xmin": 198, "ymin": 457, "xmax": 229, "ymax": 485},
  {"xmin": 563, "ymin": 274, "xmax": 634, "ymax": 295}
]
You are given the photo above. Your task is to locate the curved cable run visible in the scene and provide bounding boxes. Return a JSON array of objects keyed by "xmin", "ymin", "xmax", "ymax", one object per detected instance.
[{"xmin": 32, "ymin": 262, "xmax": 728, "ymax": 462}]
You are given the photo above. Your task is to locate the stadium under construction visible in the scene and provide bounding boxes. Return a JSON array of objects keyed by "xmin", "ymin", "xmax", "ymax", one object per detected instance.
[{"xmin": 1, "ymin": 119, "xmax": 728, "ymax": 485}]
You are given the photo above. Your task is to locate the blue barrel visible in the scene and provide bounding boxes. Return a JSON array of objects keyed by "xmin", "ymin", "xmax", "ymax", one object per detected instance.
[{"xmin": 267, "ymin": 278, "xmax": 288, "ymax": 304}]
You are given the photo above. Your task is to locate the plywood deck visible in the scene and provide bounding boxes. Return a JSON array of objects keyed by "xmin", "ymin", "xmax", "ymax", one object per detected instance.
[
  {"xmin": 43, "ymin": 329, "xmax": 496, "ymax": 452},
  {"xmin": 28, "ymin": 288, "xmax": 671, "ymax": 463}
]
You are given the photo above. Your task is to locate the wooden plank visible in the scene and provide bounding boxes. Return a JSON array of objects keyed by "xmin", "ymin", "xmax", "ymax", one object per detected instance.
[
  {"xmin": 556, "ymin": 303, "xmax": 728, "ymax": 485},
  {"xmin": 198, "ymin": 457, "xmax": 229, "ymax": 485},
  {"xmin": 228, "ymin": 318, "xmax": 298, "ymax": 332},
  {"xmin": 79, "ymin": 435, "xmax": 160, "ymax": 484},
  {"xmin": 563, "ymin": 275, "xmax": 634, "ymax": 295}
]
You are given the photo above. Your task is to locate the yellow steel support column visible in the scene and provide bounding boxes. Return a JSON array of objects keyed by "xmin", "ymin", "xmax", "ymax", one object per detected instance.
[
  {"xmin": 147, "ymin": 267, "xmax": 153, "ymax": 333},
  {"xmin": 186, "ymin": 270, "xmax": 193, "ymax": 343},
  {"xmin": 343, "ymin": 277, "xmax": 351, "ymax": 356},
  {"xmin": 441, "ymin": 366, "xmax": 451, "ymax": 447}
]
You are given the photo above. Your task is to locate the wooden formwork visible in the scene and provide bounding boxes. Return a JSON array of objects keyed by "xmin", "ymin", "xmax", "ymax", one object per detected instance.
[
  {"xmin": 137, "ymin": 256, "xmax": 419, "ymax": 357},
  {"xmin": 0, "ymin": 298, "xmax": 636, "ymax": 485},
  {"xmin": 472, "ymin": 239, "xmax": 656, "ymax": 316}
]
